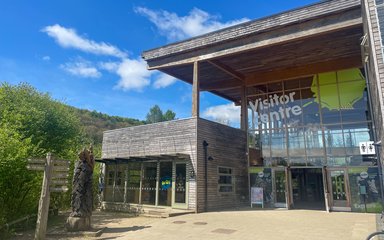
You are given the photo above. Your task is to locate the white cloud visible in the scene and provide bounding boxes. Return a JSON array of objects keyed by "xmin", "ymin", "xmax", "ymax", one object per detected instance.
[
  {"xmin": 61, "ymin": 59, "xmax": 101, "ymax": 78},
  {"xmin": 99, "ymin": 61, "xmax": 120, "ymax": 72},
  {"xmin": 135, "ymin": 7, "xmax": 249, "ymax": 41},
  {"xmin": 115, "ymin": 58, "xmax": 151, "ymax": 91},
  {"xmin": 203, "ymin": 103, "xmax": 240, "ymax": 126},
  {"xmin": 42, "ymin": 24, "xmax": 127, "ymax": 58},
  {"xmin": 42, "ymin": 56, "xmax": 50, "ymax": 61},
  {"xmin": 153, "ymin": 73, "xmax": 177, "ymax": 88}
]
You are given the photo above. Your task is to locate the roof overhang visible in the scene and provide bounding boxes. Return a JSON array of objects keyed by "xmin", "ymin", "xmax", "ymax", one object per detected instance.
[
  {"xmin": 96, "ymin": 153, "xmax": 190, "ymax": 164},
  {"xmin": 142, "ymin": 0, "xmax": 363, "ymax": 103}
]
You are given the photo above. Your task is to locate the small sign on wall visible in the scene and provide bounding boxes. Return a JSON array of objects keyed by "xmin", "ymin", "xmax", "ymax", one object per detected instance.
[
  {"xmin": 359, "ymin": 141, "xmax": 375, "ymax": 155},
  {"xmin": 251, "ymin": 187, "xmax": 263, "ymax": 208}
]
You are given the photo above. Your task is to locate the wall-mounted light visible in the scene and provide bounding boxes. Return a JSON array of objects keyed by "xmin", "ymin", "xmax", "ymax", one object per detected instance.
[{"xmin": 208, "ymin": 156, "xmax": 214, "ymax": 161}]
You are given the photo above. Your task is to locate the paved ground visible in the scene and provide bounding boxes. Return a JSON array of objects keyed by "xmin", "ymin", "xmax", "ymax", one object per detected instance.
[
  {"xmin": 112, "ymin": 210, "xmax": 377, "ymax": 240},
  {"xmin": 13, "ymin": 209, "xmax": 379, "ymax": 240}
]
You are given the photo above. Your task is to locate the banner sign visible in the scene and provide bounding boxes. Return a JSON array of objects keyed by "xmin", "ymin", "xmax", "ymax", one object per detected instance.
[{"xmin": 251, "ymin": 187, "xmax": 264, "ymax": 208}]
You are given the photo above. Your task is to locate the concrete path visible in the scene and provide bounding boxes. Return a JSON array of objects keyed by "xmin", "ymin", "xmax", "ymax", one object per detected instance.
[
  {"xmin": 102, "ymin": 209, "xmax": 376, "ymax": 240},
  {"xmin": 41, "ymin": 209, "xmax": 378, "ymax": 240}
]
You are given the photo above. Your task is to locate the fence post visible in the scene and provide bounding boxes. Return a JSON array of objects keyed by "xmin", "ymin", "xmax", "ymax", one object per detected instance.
[{"xmin": 34, "ymin": 153, "xmax": 53, "ymax": 240}]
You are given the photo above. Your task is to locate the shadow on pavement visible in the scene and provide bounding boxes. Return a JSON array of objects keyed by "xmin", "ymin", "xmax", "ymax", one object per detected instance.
[{"xmin": 104, "ymin": 225, "xmax": 151, "ymax": 233}]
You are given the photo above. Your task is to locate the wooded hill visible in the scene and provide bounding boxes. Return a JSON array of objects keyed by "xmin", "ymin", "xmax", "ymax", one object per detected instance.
[{"xmin": 73, "ymin": 108, "xmax": 145, "ymax": 145}]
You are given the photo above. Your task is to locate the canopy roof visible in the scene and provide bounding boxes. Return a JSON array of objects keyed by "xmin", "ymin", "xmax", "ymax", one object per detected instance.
[{"xmin": 142, "ymin": 0, "xmax": 363, "ymax": 103}]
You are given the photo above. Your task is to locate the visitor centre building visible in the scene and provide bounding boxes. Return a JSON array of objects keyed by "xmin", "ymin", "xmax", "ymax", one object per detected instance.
[{"xmin": 100, "ymin": 0, "xmax": 384, "ymax": 213}]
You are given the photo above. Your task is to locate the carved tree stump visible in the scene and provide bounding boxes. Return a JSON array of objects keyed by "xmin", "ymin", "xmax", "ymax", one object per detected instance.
[{"xmin": 66, "ymin": 147, "xmax": 94, "ymax": 232}]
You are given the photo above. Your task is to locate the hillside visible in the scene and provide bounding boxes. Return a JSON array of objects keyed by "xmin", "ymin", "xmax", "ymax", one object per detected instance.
[{"xmin": 73, "ymin": 108, "xmax": 145, "ymax": 145}]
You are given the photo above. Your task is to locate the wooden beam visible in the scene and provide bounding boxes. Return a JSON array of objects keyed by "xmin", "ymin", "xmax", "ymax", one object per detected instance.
[
  {"xmin": 192, "ymin": 61, "xmax": 200, "ymax": 117},
  {"xmin": 207, "ymin": 60, "xmax": 245, "ymax": 83},
  {"xmin": 202, "ymin": 56, "xmax": 360, "ymax": 91},
  {"xmin": 201, "ymin": 81, "xmax": 242, "ymax": 91},
  {"xmin": 245, "ymin": 56, "xmax": 362, "ymax": 86},
  {"xmin": 240, "ymin": 86, "xmax": 248, "ymax": 131}
]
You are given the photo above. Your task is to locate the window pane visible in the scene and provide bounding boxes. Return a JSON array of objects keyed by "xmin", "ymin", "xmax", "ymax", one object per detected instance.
[
  {"xmin": 285, "ymin": 90, "xmax": 303, "ymax": 127},
  {"xmin": 268, "ymin": 92, "xmax": 285, "ymax": 128},
  {"xmin": 301, "ymin": 88, "xmax": 320, "ymax": 125},
  {"xmin": 218, "ymin": 167, "xmax": 232, "ymax": 174},
  {"xmin": 305, "ymin": 126, "xmax": 324, "ymax": 157},
  {"xmin": 271, "ymin": 128, "xmax": 287, "ymax": 166},
  {"xmin": 268, "ymin": 81, "xmax": 283, "ymax": 93},
  {"xmin": 108, "ymin": 171, "xmax": 114, "ymax": 186},
  {"xmin": 219, "ymin": 176, "xmax": 232, "ymax": 184},
  {"xmin": 288, "ymin": 127, "xmax": 305, "ymax": 156},
  {"xmin": 324, "ymin": 125, "xmax": 346, "ymax": 164},
  {"xmin": 340, "ymin": 90, "xmax": 370, "ymax": 123},
  {"xmin": 320, "ymin": 84, "xmax": 341, "ymax": 124},
  {"xmin": 307, "ymin": 157, "xmax": 325, "ymax": 166}
]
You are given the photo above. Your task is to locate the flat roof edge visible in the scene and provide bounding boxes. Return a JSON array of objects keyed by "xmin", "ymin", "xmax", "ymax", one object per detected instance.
[{"xmin": 142, "ymin": 0, "xmax": 361, "ymax": 61}]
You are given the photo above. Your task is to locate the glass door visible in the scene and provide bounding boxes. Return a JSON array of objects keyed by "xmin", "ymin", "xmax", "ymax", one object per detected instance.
[
  {"xmin": 273, "ymin": 169, "xmax": 286, "ymax": 208},
  {"xmin": 158, "ymin": 162, "xmax": 172, "ymax": 206},
  {"xmin": 328, "ymin": 169, "xmax": 350, "ymax": 211},
  {"xmin": 141, "ymin": 162, "xmax": 157, "ymax": 205},
  {"xmin": 173, "ymin": 162, "xmax": 188, "ymax": 208},
  {"xmin": 126, "ymin": 162, "xmax": 141, "ymax": 204}
]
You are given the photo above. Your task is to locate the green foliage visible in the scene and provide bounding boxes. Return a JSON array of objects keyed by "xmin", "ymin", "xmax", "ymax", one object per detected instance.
[
  {"xmin": 145, "ymin": 105, "xmax": 176, "ymax": 123},
  {"xmin": 163, "ymin": 110, "xmax": 176, "ymax": 121},
  {"xmin": 146, "ymin": 105, "xmax": 163, "ymax": 123},
  {"xmin": 74, "ymin": 108, "xmax": 144, "ymax": 145},
  {"xmin": 0, "ymin": 83, "xmax": 83, "ymax": 226},
  {"xmin": 0, "ymin": 82, "xmax": 177, "ymax": 231}
]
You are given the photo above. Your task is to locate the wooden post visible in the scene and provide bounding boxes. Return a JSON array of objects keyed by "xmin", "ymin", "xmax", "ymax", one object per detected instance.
[
  {"xmin": 192, "ymin": 61, "xmax": 200, "ymax": 117},
  {"xmin": 240, "ymin": 86, "xmax": 248, "ymax": 131},
  {"xmin": 34, "ymin": 153, "xmax": 53, "ymax": 240},
  {"xmin": 124, "ymin": 168, "xmax": 128, "ymax": 204}
]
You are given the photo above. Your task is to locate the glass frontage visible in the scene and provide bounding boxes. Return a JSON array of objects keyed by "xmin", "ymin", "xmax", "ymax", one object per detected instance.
[
  {"xmin": 105, "ymin": 160, "xmax": 189, "ymax": 208},
  {"xmin": 248, "ymin": 68, "xmax": 373, "ymax": 167},
  {"xmin": 248, "ymin": 68, "xmax": 382, "ymax": 212}
]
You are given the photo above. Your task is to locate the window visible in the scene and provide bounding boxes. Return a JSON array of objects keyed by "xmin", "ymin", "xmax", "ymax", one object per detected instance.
[
  {"xmin": 108, "ymin": 171, "xmax": 114, "ymax": 186},
  {"xmin": 218, "ymin": 167, "xmax": 234, "ymax": 193},
  {"xmin": 116, "ymin": 171, "xmax": 123, "ymax": 186}
]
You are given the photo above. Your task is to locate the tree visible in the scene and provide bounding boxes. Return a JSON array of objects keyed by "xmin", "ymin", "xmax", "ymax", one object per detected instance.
[
  {"xmin": 163, "ymin": 110, "xmax": 176, "ymax": 121},
  {"xmin": 146, "ymin": 105, "xmax": 163, "ymax": 123},
  {"xmin": 145, "ymin": 105, "xmax": 176, "ymax": 123},
  {"xmin": 0, "ymin": 83, "xmax": 84, "ymax": 227}
]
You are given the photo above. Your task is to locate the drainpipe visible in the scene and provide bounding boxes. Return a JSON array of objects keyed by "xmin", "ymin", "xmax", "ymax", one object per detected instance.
[{"xmin": 203, "ymin": 140, "xmax": 209, "ymax": 212}]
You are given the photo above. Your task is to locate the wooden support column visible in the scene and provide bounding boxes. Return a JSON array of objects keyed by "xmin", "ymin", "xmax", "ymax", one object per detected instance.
[
  {"xmin": 192, "ymin": 61, "xmax": 200, "ymax": 117},
  {"xmin": 240, "ymin": 86, "xmax": 248, "ymax": 131}
]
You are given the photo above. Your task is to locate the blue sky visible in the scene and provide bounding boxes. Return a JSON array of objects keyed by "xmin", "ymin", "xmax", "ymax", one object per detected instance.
[{"xmin": 0, "ymin": 0, "xmax": 319, "ymax": 124}]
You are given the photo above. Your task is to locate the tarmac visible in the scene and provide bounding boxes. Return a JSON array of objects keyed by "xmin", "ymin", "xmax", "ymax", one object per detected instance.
[{"xmin": 49, "ymin": 208, "xmax": 379, "ymax": 240}]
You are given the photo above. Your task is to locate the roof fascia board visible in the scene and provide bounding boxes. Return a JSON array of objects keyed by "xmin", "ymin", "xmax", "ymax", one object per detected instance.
[
  {"xmin": 147, "ymin": 16, "xmax": 362, "ymax": 70},
  {"xmin": 142, "ymin": 0, "xmax": 360, "ymax": 61}
]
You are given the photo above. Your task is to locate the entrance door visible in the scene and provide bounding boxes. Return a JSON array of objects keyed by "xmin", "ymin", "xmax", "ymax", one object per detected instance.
[
  {"xmin": 173, "ymin": 162, "xmax": 188, "ymax": 208},
  {"xmin": 328, "ymin": 169, "xmax": 350, "ymax": 211},
  {"xmin": 273, "ymin": 169, "xmax": 286, "ymax": 208},
  {"xmin": 290, "ymin": 168, "xmax": 325, "ymax": 210}
]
